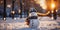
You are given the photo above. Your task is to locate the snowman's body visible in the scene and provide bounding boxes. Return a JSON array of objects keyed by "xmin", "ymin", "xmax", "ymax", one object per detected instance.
[
  {"xmin": 29, "ymin": 19, "xmax": 39, "ymax": 28},
  {"xmin": 26, "ymin": 7, "xmax": 39, "ymax": 28},
  {"xmin": 26, "ymin": 16, "xmax": 39, "ymax": 28}
]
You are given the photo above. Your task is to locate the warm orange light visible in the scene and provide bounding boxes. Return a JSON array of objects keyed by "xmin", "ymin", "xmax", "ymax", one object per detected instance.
[
  {"xmin": 56, "ymin": 9, "xmax": 58, "ymax": 12},
  {"xmin": 39, "ymin": 0, "xmax": 47, "ymax": 10},
  {"xmin": 51, "ymin": 3, "xmax": 55, "ymax": 9},
  {"xmin": 51, "ymin": 10, "xmax": 54, "ymax": 13},
  {"xmin": 35, "ymin": 0, "xmax": 47, "ymax": 10},
  {"xmin": 37, "ymin": 11, "xmax": 50, "ymax": 16}
]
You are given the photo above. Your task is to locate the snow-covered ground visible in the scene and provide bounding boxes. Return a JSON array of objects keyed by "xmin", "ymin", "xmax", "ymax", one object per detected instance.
[{"xmin": 0, "ymin": 17, "xmax": 60, "ymax": 30}]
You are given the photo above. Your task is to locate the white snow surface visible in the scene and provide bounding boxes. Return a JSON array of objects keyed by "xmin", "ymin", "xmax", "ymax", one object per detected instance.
[{"xmin": 0, "ymin": 17, "xmax": 60, "ymax": 30}]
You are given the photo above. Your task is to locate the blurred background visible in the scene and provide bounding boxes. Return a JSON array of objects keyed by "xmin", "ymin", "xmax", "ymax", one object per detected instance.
[{"xmin": 0, "ymin": 0, "xmax": 60, "ymax": 18}]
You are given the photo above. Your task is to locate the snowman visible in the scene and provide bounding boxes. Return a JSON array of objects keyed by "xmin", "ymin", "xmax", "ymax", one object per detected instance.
[{"xmin": 26, "ymin": 7, "xmax": 39, "ymax": 28}]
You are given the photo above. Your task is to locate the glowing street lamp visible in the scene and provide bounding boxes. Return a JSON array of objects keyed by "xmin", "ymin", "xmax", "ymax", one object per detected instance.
[
  {"xmin": 18, "ymin": 9, "xmax": 21, "ymax": 18},
  {"xmin": 7, "ymin": 4, "xmax": 11, "ymax": 8},
  {"xmin": 31, "ymin": 0, "xmax": 57, "ymax": 20},
  {"xmin": 3, "ymin": 0, "xmax": 6, "ymax": 20},
  {"xmin": 51, "ymin": 3, "xmax": 56, "ymax": 9},
  {"xmin": 3, "ymin": 18, "xmax": 6, "ymax": 20},
  {"xmin": 1, "ymin": 1, "xmax": 3, "ymax": 3},
  {"xmin": 11, "ymin": 11, "xmax": 15, "ymax": 19},
  {"xmin": 18, "ymin": 9, "xmax": 21, "ymax": 13},
  {"xmin": 11, "ymin": 11, "xmax": 15, "ymax": 14},
  {"xmin": 50, "ymin": 1, "xmax": 57, "ymax": 20}
]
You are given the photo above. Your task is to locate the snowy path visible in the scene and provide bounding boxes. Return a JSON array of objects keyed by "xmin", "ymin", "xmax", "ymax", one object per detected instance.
[{"xmin": 0, "ymin": 17, "xmax": 60, "ymax": 30}]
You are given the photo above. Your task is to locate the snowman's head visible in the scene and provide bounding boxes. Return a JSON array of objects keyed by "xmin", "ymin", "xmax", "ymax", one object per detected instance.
[
  {"xmin": 29, "ymin": 7, "xmax": 37, "ymax": 16},
  {"xmin": 29, "ymin": 7, "xmax": 36, "ymax": 12}
]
